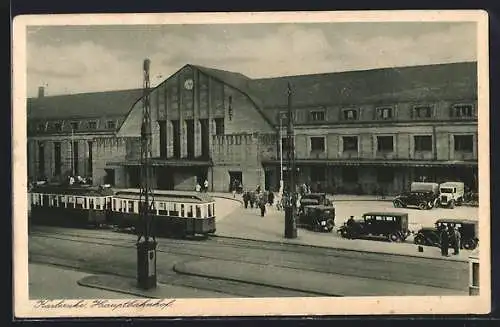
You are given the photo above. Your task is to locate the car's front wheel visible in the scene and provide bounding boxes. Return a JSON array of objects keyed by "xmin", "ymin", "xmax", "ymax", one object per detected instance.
[
  {"xmin": 393, "ymin": 199, "xmax": 404, "ymax": 208},
  {"xmin": 418, "ymin": 202, "xmax": 427, "ymax": 210},
  {"xmin": 462, "ymin": 239, "xmax": 477, "ymax": 250},
  {"xmin": 414, "ymin": 234, "xmax": 425, "ymax": 245},
  {"xmin": 388, "ymin": 232, "xmax": 401, "ymax": 242}
]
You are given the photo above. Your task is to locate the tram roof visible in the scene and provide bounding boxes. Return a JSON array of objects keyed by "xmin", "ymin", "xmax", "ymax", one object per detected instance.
[
  {"xmin": 30, "ymin": 184, "xmax": 114, "ymax": 196},
  {"xmin": 114, "ymin": 189, "xmax": 215, "ymax": 203}
]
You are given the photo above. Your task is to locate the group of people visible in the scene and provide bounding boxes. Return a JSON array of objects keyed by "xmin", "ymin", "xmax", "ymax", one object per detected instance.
[
  {"xmin": 242, "ymin": 185, "xmax": 282, "ymax": 217},
  {"xmin": 195, "ymin": 179, "xmax": 210, "ymax": 193},
  {"xmin": 439, "ymin": 224, "xmax": 462, "ymax": 256}
]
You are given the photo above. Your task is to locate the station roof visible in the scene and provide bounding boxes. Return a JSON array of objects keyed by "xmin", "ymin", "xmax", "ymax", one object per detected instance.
[
  {"xmin": 27, "ymin": 89, "xmax": 144, "ymax": 120},
  {"xmin": 250, "ymin": 61, "xmax": 477, "ymax": 108},
  {"xmin": 27, "ymin": 61, "xmax": 477, "ymax": 120}
]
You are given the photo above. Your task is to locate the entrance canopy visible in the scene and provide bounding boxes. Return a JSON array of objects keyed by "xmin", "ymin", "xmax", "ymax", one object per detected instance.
[
  {"xmin": 262, "ymin": 159, "xmax": 478, "ymax": 168},
  {"xmin": 107, "ymin": 159, "xmax": 213, "ymax": 168}
]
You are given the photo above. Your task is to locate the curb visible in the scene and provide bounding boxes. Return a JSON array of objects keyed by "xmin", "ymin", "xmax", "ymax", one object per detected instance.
[
  {"xmin": 212, "ymin": 234, "xmax": 468, "ymax": 263},
  {"xmin": 77, "ymin": 276, "xmax": 159, "ymax": 299},
  {"xmin": 172, "ymin": 261, "xmax": 341, "ymax": 297},
  {"xmin": 210, "ymin": 195, "xmax": 244, "ymax": 205}
]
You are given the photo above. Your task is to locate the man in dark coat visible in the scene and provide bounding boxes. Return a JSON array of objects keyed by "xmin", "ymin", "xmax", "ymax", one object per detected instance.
[
  {"xmin": 242, "ymin": 191, "xmax": 250, "ymax": 209},
  {"xmin": 452, "ymin": 226, "xmax": 461, "ymax": 255},
  {"xmin": 440, "ymin": 226, "xmax": 449, "ymax": 256},
  {"xmin": 259, "ymin": 194, "xmax": 267, "ymax": 217}
]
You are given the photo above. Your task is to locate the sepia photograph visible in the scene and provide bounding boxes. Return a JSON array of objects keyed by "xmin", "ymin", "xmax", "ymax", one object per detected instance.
[{"xmin": 12, "ymin": 11, "xmax": 490, "ymax": 317}]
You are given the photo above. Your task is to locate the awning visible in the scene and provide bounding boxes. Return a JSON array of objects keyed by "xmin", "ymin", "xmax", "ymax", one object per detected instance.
[
  {"xmin": 261, "ymin": 159, "xmax": 478, "ymax": 168},
  {"xmin": 107, "ymin": 158, "xmax": 213, "ymax": 168}
]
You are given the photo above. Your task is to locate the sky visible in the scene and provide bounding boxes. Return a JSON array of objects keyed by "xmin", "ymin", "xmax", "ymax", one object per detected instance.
[{"xmin": 26, "ymin": 22, "xmax": 477, "ymax": 97}]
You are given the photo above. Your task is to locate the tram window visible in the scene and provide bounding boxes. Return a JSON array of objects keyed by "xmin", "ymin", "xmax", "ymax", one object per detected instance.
[
  {"xmin": 196, "ymin": 205, "xmax": 202, "ymax": 218},
  {"xmin": 158, "ymin": 202, "xmax": 168, "ymax": 215},
  {"xmin": 112, "ymin": 199, "xmax": 116, "ymax": 210},
  {"xmin": 106, "ymin": 197, "xmax": 112, "ymax": 209},
  {"xmin": 88, "ymin": 198, "xmax": 94, "ymax": 210},
  {"xmin": 212, "ymin": 203, "xmax": 215, "ymax": 216},
  {"xmin": 51, "ymin": 196, "xmax": 58, "ymax": 207},
  {"xmin": 208, "ymin": 204, "xmax": 212, "ymax": 217},
  {"xmin": 181, "ymin": 204, "xmax": 185, "ymax": 217},
  {"xmin": 187, "ymin": 205, "xmax": 193, "ymax": 218},
  {"xmin": 67, "ymin": 196, "xmax": 74, "ymax": 208},
  {"xmin": 95, "ymin": 198, "xmax": 101, "ymax": 210},
  {"xmin": 42, "ymin": 195, "xmax": 50, "ymax": 207},
  {"xmin": 75, "ymin": 197, "xmax": 84, "ymax": 209},
  {"xmin": 128, "ymin": 201, "xmax": 134, "ymax": 213}
]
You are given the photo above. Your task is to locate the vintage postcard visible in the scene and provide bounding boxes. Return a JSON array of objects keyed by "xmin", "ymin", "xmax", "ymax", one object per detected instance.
[{"xmin": 12, "ymin": 11, "xmax": 490, "ymax": 318}]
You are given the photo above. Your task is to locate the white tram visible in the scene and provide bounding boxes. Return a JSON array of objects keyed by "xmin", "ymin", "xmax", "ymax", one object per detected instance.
[
  {"xmin": 29, "ymin": 184, "xmax": 114, "ymax": 228},
  {"xmin": 108, "ymin": 189, "xmax": 216, "ymax": 237}
]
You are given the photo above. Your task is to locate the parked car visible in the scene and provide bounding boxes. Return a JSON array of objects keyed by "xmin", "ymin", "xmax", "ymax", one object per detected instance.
[
  {"xmin": 413, "ymin": 218, "xmax": 479, "ymax": 250},
  {"xmin": 338, "ymin": 212, "xmax": 410, "ymax": 242},
  {"xmin": 298, "ymin": 204, "xmax": 335, "ymax": 232},
  {"xmin": 438, "ymin": 182, "xmax": 465, "ymax": 209},
  {"xmin": 393, "ymin": 182, "xmax": 439, "ymax": 210}
]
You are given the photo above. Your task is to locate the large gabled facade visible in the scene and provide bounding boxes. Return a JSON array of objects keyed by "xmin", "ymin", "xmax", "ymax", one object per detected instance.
[{"xmin": 27, "ymin": 61, "xmax": 479, "ymax": 194}]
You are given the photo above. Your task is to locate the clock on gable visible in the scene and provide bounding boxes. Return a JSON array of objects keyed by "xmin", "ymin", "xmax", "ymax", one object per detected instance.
[{"xmin": 184, "ymin": 78, "xmax": 194, "ymax": 90}]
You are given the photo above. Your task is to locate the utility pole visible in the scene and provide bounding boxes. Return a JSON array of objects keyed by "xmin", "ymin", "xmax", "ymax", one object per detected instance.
[
  {"xmin": 136, "ymin": 58, "xmax": 157, "ymax": 290},
  {"xmin": 284, "ymin": 82, "xmax": 297, "ymax": 239}
]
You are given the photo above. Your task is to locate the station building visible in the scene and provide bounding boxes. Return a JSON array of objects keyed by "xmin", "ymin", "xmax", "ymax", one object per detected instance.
[{"xmin": 27, "ymin": 61, "xmax": 478, "ymax": 195}]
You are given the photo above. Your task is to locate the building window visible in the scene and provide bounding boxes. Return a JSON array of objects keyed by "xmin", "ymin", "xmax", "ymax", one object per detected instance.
[
  {"xmin": 310, "ymin": 137, "xmax": 325, "ymax": 152},
  {"xmin": 343, "ymin": 167, "xmax": 358, "ymax": 183},
  {"xmin": 414, "ymin": 135, "xmax": 433, "ymax": 152},
  {"xmin": 53, "ymin": 122, "xmax": 63, "ymax": 132},
  {"xmin": 87, "ymin": 141, "xmax": 93, "ymax": 176},
  {"xmin": 342, "ymin": 109, "xmax": 358, "ymax": 121},
  {"xmin": 87, "ymin": 121, "xmax": 98, "ymax": 129},
  {"xmin": 452, "ymin": 104, "xmax": 474, "ymax": 118},
  {"xmin": 72, "ymin": 141, "xmax": 79, "ymax": 175},
  {"xmin": 377, "ymin": 136, "xmax": 394, "ymax": 152},
  {"xmin": 38, "ymin": 142, "xmax": 45, "ymax": 177},
  {"xmin": 413, "ymin": 105, "xmax": 432, "ymax": 118},
  {"xmin": 454, "ymin": 135, "xmax": 474, "ymax": 152},
  {"xmin": 376, "ymin": 107, "xmax": 394, "ymax": 120},
  {"xmin": 106, "ymin": 120, "xmax": 116, "ymax": 129},
  {"xmin": 54, "ymin": 142, "xmax": 61, "ymax": 175},
  {"xmin": 214, "ymin": 118, "xmax": 224, "ymax": 136},
  {"xmin": 343, "ymin": 136, "xmax": 358, "ymax": 152},
  {"xmin": 282, "ymin": 137, "xmax": 294, "ymax": 152},
  {"xmin": 309, "ymin": 110, "xmax": 325, "ymax": 122},
  {"xmin": 70, "ymin": 121, "xmax": 79, "ymax": 131},
  {"xmin": 37, "ymin": 122, "xmax": 46, "ymax": 132}
]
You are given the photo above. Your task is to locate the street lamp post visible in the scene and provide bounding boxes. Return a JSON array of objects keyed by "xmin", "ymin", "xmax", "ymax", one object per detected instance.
[
  {"xmin": 136, "ymin": 58, "xmax": 157, "ymax": 290},
  {"xmin": 279, "ymin": 116, "xmax": 284, "ymax": 192},
  {"xmin": 284, "ymin": 82, "xmax": 297, "ymax": 239}
]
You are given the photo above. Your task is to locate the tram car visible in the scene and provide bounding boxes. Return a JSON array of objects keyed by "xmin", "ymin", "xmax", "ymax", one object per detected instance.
[
  {"xmin": 29, "ymin": 183, "xmax": 114, "ymax": 228},
  {"xmin": 108, "ymin": 189, "xmax": 216, "ymax": 238}
]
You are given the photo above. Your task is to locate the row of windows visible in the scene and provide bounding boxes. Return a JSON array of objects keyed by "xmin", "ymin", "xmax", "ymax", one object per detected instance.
[
  {"xmin": 112, "ymin": 199, "xmax": 215, "ymax": 218},
  {"xmin": 31, "ymin": 193, "xmax": 112, "ymax": 210},
  {"xmin": 33, "ymin": 119, "xmax": 117, "ymax": 133},
  {"xmin": 278, "ymin": 103, "xmax": 475, "ymax": 123},
  {"xmin": 283, "ymin": 134, "xmax": 475, "ymax": 153},
  {"xmin": 30, "ymin": 193, "xmax": 216, "ymax": 219}
]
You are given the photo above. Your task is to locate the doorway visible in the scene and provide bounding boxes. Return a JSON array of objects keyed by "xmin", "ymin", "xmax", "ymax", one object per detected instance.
[
  {"xmin": 228, "ymin": 171, "xmax": 243, "ymax": 192},
  {"xmin": 104, "ymin": 169, "xmax": 115, "ymax": 186}
]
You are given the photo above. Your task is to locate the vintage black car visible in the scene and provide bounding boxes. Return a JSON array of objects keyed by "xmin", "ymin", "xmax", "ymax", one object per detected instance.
[
  {"xmin": 413, "ymin": 218, "xmax": 479, "ymax": 250},
  {"xmin": 298, "ymin": 204, "xmax": 335, "ymax": 232},
  {"xmin": 393, "ymin": 191, "xmax": 439, "ymax": 210},
  {"xmin": 299, "ymin": 193, "xmax": 332, "ymax": 208},
  {"xmin": 338, "ymin": 212, "xmax": 410, "ymax": 242}
]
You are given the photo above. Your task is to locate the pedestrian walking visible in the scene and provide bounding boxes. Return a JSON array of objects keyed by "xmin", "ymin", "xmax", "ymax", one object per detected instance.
[
  {"xmin": 259, "ymin": 194, "xmax": 266, "ymax": 217},
  {"xmin": 440, "ymin": 225, "xmax": 449, "ymax": 256},
  {"xmin": 268, "ymin": 191, "xmax": 275, "ymax": 206},
  {"xmin": 243, "ymin": 191, "xmax": 250, "ymax": 209},
  {"xmin": 195, "ymin": 183, "xmax": 201, "ymax": 192},
  {"xmin": 204, "ymin": 179, "xmax": 209, "ymax": 192},
  {"xmin": 453, "ymin": 226, "xmax": 461, "ymax": 255}
]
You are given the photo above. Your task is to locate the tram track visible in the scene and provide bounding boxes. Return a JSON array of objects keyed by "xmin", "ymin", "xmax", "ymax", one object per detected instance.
[{"xmin": 29, "ymin": 226, "xmax": 467, "ymax": 292}]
